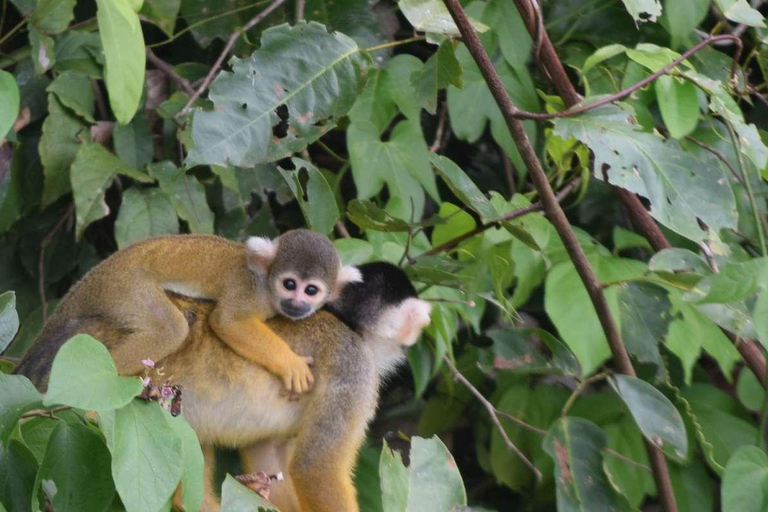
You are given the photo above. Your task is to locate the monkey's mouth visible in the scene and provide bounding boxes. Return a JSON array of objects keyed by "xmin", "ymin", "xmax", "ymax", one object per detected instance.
[{"xmin": 280, "ymin": 300, "xmax": 311, "ymax": 319}]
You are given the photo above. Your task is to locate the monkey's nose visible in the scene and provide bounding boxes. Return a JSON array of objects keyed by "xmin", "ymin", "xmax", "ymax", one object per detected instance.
[{"xmin": 280, "ymin": 299, "xmax": 311, "ymax": 319}]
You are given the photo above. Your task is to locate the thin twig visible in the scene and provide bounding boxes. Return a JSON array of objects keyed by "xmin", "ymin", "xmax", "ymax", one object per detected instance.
[
  {"xmin": 603, "ymin": 449, "xmax": 652, "ymax": 473},
  {"xmin": 20, "ymin": 405, "xmax": 71, "ymax": 419},
  {"xmin": 698, "ymin": 241, "xmax": 719, "ymax": 273},
  {"xmin": 685, "ymin": 136, "xmax": 744, "ymax": 185},
  {"xmin": 365, "ymin": 36, "xmax": 426, "ymax": 53},
  {"xmin": 429, "ymin": 104, "xmax": 447, "ymax": 153},
  {"xmin": 443, "ymin": 356, "xmax": 542, "ymax": 480},
  {"xmin": 146, "ymin": 48, "xmax": 195, "ymax": 95},
  {"xmin": 295, "ymin": 0, "xmax": 305, "ymax": 22},
  {"xmin": 441, "ymin": 1, "xmax": 677, "ymax": 510},
  {"xmin": 413, "ymin": 178, "xmax": 579, "ymax": 261},
  {"xmin": 39, "ymin": 206, "xmax": 74, "ymax": 324},
  {"xmin": 561, "ymin": 372, "xmax": 609, "ymax": 416},
  {"xmin": 177, "ymin": 0, "xmax": 286, "ymax": 118},
  {"xmin": 335, "ymin": 220, "xmax": 350, "ymax": 238}
]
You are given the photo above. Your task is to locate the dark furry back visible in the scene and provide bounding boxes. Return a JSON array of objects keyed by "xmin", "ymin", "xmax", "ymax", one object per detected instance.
[{"xmin": 324, "ymin": 262, "xmax": 417, "ymax": 333}]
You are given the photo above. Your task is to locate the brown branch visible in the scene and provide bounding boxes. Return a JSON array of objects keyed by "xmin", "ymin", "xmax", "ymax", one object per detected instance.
[
  {"xmin": 441, "ymin": 1, "xmax": 678, "ymax": 510},
  {"xmin": 295, "ymin": 0, "xmax": 305, "ymax": 23},
  {"xmin": 414, "ymin": 178, "xmax": 579, "ymax": 261},
  {"xmin": 92, "ymin": 80, "xmax": 109, "ymax": 121},
  {"xmin": 177, "ymin": 0, "xmax": 286, "ymax": 118},
  {"xmin": 335, "ymin": 220, "xmax": 351, "ymax": 238},
  {"xmin": 146, "ymin": 48, "xmax": 195, "ymax": 96},
  {"xmin": 443, "ymin": 356, "xmax": 542, "ymax": 479},
  {"xmin": 429, "ymin": 103, "xmax": 447, "ymax": 153},
  {"xmin": 38, "ymin": 206, "xmax": 74, "ymax": 324}
]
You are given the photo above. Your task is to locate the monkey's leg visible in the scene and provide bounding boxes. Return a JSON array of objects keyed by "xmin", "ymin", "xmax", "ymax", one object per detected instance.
[
  {"xmin": 208, "ymin": 309, "xmax": 314, "ymax": 394},
  {"xmin": 104, "ymin": 287, "xmax": 191, "ymax": 375},
  {"xmin": 240, "ymin": 440, "xmax": 300, "ymax": 512},
  {"xmin": 201, "ymin": 444, "xmax": 221, "ymax": 512}
]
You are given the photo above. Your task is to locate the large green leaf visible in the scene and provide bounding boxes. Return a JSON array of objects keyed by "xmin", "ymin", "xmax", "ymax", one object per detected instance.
[
  {"xmin": 96, "ymin": 0, "xmax": 146, "ymax": 124},
  {"xmin": 0, "ymin": 373, "xmax": 43, "ymax": 444},
  {"xmin": 113, "ymin": 115, "xmax": 153, "ymax": 170},
  {"xmin": 114, "ymin": 187, "xmax": 178, "ymax": 249},
  {"xmin": 380, "ymin": 441, "xmax": 409, "ymax": 512},
  {"xmin": 166, "ymin": 415, "xmax": 204, "ymax": 512},
  {"xmin": 278, "ymin": 158, "xmax": 339, "ymax": 235},
  {"xmin": 70, "ymin": 142, "xmax": 153, "ymax": 238},
  {"xmin": 553, "ymin": 104, "xmax": 736, "ymax": 242},
  {"xmin": 398, "ymin": 0, "xmax": 488, "ymax": 36},
  {"xmin": 0, "ymin": 291, "xmax": 19, "ymax": 353},
  {"xmin": 662, "ymin": 0, "xmax": 710, "ymax": 48},
  {"xmin": 32, "ymin": 422, "xmax": 114, "ymax": 512},
  {"xmin": 0, "ymin": 440, "xmax": 38, "ymax": 512},
  {"xmin": 220, "ymin": 474, "xmax": 278, "ymax": 512},
  {"xmin": 689, "ymin": 257, "xmax": 768, "ymax": 305},
  {"xmin": 0, "ymin": 71, "xmax": 19, "ymax": 141},
  {"xmin": 483, "ymin": 0, "xmax": 531, "ymax": 70},
  {"xmin": 187, "ymin": 22, "xmax": 369, "ymax": 167},
  {"xmin": 148, "ymin": 162, "xmax": 214, "ymax": 234},
  {"xmin": 655, "ymin": 75, "xmax": 699, "ymax": 139},
  {"xmin": 28, "ymin": 0, "xmax": 76, "ymax": 34},
  {"xmin": 543, "ymin": 417, "xmax": 632, "ymax": 512},
  {"xmin": 602, "ymin": 418, "xmax": 654, "ymax": 508},
  {"xmin": 43, "ymin": 334, "xmax": 143, "ymax": 410},
  {"xmin": 610, "ymin": 374, "xmax": 688, "ymax": 461},
  {"xmin": 140, "ymin": 0, "xmax": 181, "ymax": 37},
  {"xmin": 713, "ymin": 0, "xmax": 765, "ymax": 27},
  {"xmin": 721, "ymin": 446, "xmax": 768, "ymax": 512},
  {"xmin": 617, "ymin": 282, "xmax": 671, "ymax": 378},
  {"xmin": 46, "ymin": 70, "xmax": 95, "ymax": 123},
  {"xmin": 39, "ymin": 94, "xmax": 87, "ymax": 206},
  {"xmin": 110, "ymin": 401, "xmax": 183, "ymax": 512}
]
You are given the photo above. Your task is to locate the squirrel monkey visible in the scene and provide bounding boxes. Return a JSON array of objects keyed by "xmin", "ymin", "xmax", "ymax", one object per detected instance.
[
  {"xmin": 16, "ymin": 262, "xmax": 430, "ymax": 512},
  {"xmin": 16, "ymin": 229, "xmax": 362, "ymax": 395}
]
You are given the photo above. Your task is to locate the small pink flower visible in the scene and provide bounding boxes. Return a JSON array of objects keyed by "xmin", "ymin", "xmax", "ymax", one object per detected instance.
[
  {"xmin": 161, "ymin": 385, "xmax": 174, "ymax": 399},
  {"xmin": 142, "ymin": 376, "xmax": 151, "ymax": 387},
  {"xmin": 141, "ymin": 358, "xmax": 155, "ymax": 368}
]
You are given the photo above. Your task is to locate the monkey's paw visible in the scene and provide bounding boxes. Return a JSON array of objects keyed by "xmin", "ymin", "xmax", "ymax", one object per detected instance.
[{"xmin": 279, "ymin": 355, "xmax": 315, "ymax": 395}]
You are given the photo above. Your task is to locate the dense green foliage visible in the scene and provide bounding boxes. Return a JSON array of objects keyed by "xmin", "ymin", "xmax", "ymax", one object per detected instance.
[{"xmin": 2, "ymin": 0, "xmax": 768, "ymax": 510}]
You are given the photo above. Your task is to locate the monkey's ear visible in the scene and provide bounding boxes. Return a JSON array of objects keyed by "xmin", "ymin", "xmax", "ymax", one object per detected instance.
[
  {"xmin": 395, "ymin": 298, "xmax": 432, "ymax": 347},
  {"xmin": 329, "ymin": 265, "xmax": 363, "ymax": 300},
  {"xmin": 246, "ymin": 236, "xmax": 278, "ymax": 275}
]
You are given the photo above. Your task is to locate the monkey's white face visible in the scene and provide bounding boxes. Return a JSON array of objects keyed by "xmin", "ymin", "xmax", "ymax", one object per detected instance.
[{"xmin": 271, "ymin": 271, "xmax": 330, "ymax": 320}]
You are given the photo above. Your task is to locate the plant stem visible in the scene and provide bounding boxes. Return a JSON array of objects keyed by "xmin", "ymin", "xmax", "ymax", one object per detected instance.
[
  {"xmin": 441, "ymin": 1, "xmax": 678, "ymax": 510},
  {"xmin": 561, "ymin": 372, "xmax": 609, "ymax": 416},
  {"xmin": 365, "ymin": 36, "xmax": 426, "ymax": 53},
  {"xmin": 0, "ymin": 16, "xmax": 27, "ymax": 48}
]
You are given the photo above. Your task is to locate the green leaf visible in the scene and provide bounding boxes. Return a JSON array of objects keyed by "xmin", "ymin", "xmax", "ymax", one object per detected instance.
[
  {"xmin": 187, "ymin": 22, "xmax": 369, "ymax": 167},
  {"xmin": 39, "ymin": 94, "xmax": 87, "ymax": 206},
  {"xmin": 278, "ymin": 158, "xmax": 339, "ymax": 235},
  {"xmin": 411, "ymin": 40, "xmax": 462, "ymax": 114},
  {"xmin": 670, "ymin": 460, "xmax": 716, "ymax": 512},
  {"xmin": 0, "ymin": 291, "xmax": 19, "ymax": 353},
  {"xmin": 305, "ymin": 0, "xmax": 388, "ymax": 49},
  {"xmin": 114, "ymin": 187, "xmax": 178, "ymax": 249},
  {"xmin": 348, "ymin": 118, "xmax": 436, "ymax": 217},
  {"xmin": 380, "ymin": 441, "xmax": 410, "ymax": 512},
  {"xmin": 148, "ymin": 162, "xmax": 214, "ymax": 234},
  {"xmin": 113, "ymin": 115, "xmax": 153, "ymax": 170},
  {"xmin": 602, "ymin": 418, "xmax": 654, "ymax": 508},
  {"xmin": 398, "ymin": 0, "xmax": 488, "ymax": 36},
  {"xmin": 166, "ymin": 415, "xmax": 204, "ymax": 512},
  {"xmin": 553, "ymin": 104, "xmax": 737, "ymax": 242},
  {"xmin": 582, "ymin": 44, "xmax": 628, "ymax": 76},
  {"xmin": 70, "ymin": 142, "xmax": 153, "ymax": 239},
  {"xmin": 18, "ymin": 417, "xmax": 58, "ymax": 463},
  {"xmin": 649, "ymin": 248, "xmax": 710, "ymax": 274},
  {"xmin": 543, "ymin": 417, "xmax": 632, "ymax": 512},
  {"xmin": 220, "ymin": 474, "xmax": 278, "ymax": 511},
  {"xmin": 430, "ymin": 202, "xmax": 475, "ymax": 250},
  {"xmin": 0, "ymin": 440, "xmax": 38, "ymax": 512},
  {"xmin": 617, "ymin": 282, "xmax": 671, "ymax": 378},
  {"xmin": 713, "ymin": 0, "xmax": 766, "ymax": 27},
  {"xmin": 656, "ymin": 75, "xmax": 699, "ymax": 139},
  {"xmin": 736, "ymin": 369, "xmax": 765, "ymax": 413},
  {"xmin": 610, "ymin": 375, "xmax": 688, "ymax": 461},
  {"xmin": 407, "ymin": 436, "xmax": 466, "ymax": 511},
  {"xmin": 0, "ymin": 373, "xmax": 43, "ymax": 444},
  {"xmin": 32, "ymin": 422, "xmax": 114, "ymax": 512},
  {"xmin": 620, "ymin": 0, "xmax": 661, "ymax": 23},
  {"xmin": 110, "ymin": 401, "xmax": 183, "ymax": 512},
  {"xmin": 139, "ymin": 0, "xmax": 181, "ymax": 37},
  {"xmin": 485, "ymin": 327, "xmax": 581, "ymax": 376},
  {"xmin": 721, "ymin": 446, "xmax": 768, "ymax": 512},
  {"xmin": 29, "ymin": 0, "xmax": 76, "ymax": 34},
  {"xmin": 346, "ymin": 200, "xmax": 410, "ymax": 232},
  {"xmin": 755, "ymin": 290, "xmax": 768, "ymax": 349},
  {"xmin": 334, "ymin": 238, "xmax": 374, "ymax": 266},
  {"xmin": 663, "ymin": 0, "xmax": 710, "ymax": 48},
  {"xmin": 430, "ymin": 153, "xmax": 499, "ymax": 221},
  {"xmin": 485, "ymin": 0, "xmax": 531, "ymax": 70},
  {"xmin": 96, "ymin": 0, "xmax": 146, "ymax": 124},
  {"xmin": 29, "ymin": 27, "xmax": 56, "ymax": 74},
  {"xmin": 692, "ymin": 258, "xmax": 768, "ymax": 304},
  {"xmin": 46, "ymin": 71, "xmax": 95, "ymax": 123},
  {"xmin": 43, "ymin": 334, "xmax": 143, "ymax": 410},
  {"xmin": 0, "ymin": 71, "xmax": 19, "ymax": 141},
  {"xmin": 53, "ymin": 31, "xmax": 103, "ymax": 77}
]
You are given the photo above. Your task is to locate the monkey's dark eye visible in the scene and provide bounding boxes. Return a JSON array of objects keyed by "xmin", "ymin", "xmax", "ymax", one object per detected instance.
[
  {"xmin": 305, "ymin": 285, "xmax": 319, "ymax": 296},
  {"xmin": 283, "ymin": 279, "xmax": 296, "ymax": 291}
]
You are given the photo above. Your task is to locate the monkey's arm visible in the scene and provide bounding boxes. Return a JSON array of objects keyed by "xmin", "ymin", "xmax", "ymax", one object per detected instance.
[{"xmin": 208, "ymin": 306, "xmax": 314, "ymax": 394}]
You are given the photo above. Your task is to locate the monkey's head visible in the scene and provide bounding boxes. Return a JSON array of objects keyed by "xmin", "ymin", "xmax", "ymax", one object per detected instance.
[
  {"xmin": 325, "ymin": 262, "xmax": 432, "ymax": 375},
  {"xmin": 246, "ymin": 229, "xmax": 363, "ymax": 320}
]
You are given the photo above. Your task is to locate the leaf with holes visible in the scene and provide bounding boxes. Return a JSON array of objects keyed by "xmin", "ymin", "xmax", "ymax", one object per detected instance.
[
  {"xmin": 610, "ymin": 375, "xmax": 688, "ymax": 461},
  {"xmin": 187, "ymin": 22, "xmax": 370, "ymax": 167},
  {"xmin": 543, "ymin": 417, "xmax": 632, "ymax": 512},
  {"xmin": 553, "ymin": 104, "xmax": 736, "ymax": 242},
  {"xmin": 620, "ymin": 0, "xmax": 661, "ymax": 23},
  {"xmin": 278, "ymin": 158, "xmax": 339, "ymax": 235}
]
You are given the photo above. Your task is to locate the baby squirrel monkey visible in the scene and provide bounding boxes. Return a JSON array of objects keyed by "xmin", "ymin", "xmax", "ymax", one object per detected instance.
[{"xmin": 17, "ymin": 229, "xmax": 361, "ymax": 395}]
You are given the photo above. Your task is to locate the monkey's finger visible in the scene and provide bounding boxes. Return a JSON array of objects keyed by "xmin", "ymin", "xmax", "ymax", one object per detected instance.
[{"xmin": 304, "ymin": 356, "xmax": 314, "ymax": 367}]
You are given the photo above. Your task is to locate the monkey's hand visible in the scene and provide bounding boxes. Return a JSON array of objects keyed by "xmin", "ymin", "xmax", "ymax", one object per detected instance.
[{"xmin": 277, "ymin": 355, "xmax": 314, "ymax": 395}]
